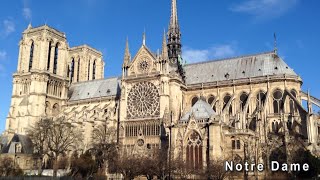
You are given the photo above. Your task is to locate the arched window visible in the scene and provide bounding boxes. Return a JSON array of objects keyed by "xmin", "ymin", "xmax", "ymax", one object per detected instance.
[
  {"xmin": 273, "ymin": 90, "xmax": 283, "ymax": 114},
  {"xmin": 53, "ymin": 43, "xmax": 59, "ymax": 74},
  {"xmin": 67, "ymin": 65, "xmax": 70, "ymax": 78},
  {"xmin": 240, "ymin": 92, "xmax": 248, "ymax": 112},
  {"xmin": 256, "ymin": 91, "xmax": 266, "ymax": 108},
  {"xmin": 223, "ymin": 94, "xmax": 232, "ymax": 115},
  {"xmin": 249, "ymin": 117, "xmax": 257, "ymax": 131},
  {"xmin": 272, "ymin": 121, "xmax": 279, "ymax": 133},
  {"xmin": 45, "ymin": 101, "xmax": 51, "ymax": 115},
  {"xmin": 290, "ymin": 89, "xmax": 297, "ymax": 114},
  {"xmin": 52, "ymin": 103, "xmax": 60, "ymax": 116},
  {"xmin": 87, "ymin": 60, "xmax": 90, "ymax": 80},
  {"xmin": 92, "ymin": 60, "xmax": 96, "ymax": 80},
  {"xmin": 207, "ymin": 95, "xmax": 216, "ymax": 111},
  {"xmin": 186, "ymin": 131, "xmax": 202, "ymax": 169},
  {"xmin": 47, "ymin": 41, "xmax": 52, "ymax": 70},
  {"xmin": 191, "ymin": 96, "xmax": 198, "ymax": 107},
  {"xmin": 28, "ymin": 41, "xmax": 34, "ymax": 71},
  {"xmin": 70, "ymin": 58, "xmax": 75, "ymax": 82},
  {"xmin": 77, "ymin": 58, "xmax": 80, "ymax": 82}
]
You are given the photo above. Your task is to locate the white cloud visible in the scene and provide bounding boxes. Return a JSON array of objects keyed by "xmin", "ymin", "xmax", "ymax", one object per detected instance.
[
  {"xmin": 183, "ymin": 44, "xmax": 237, "ymax": 63},
  {"xmin": 230, "ymin": 0, "xmax": 298, "ymax": 19},
  {"xmin": 0, "ymin": 50, "xmax": 7, "ymax": 60},
  {"xmin": 2, "ymin": 19, "xmax": 16, "ymax": 36},
  {"xmin": 23, "ymin": 7, "xmax": 32, "ymax": 20}
]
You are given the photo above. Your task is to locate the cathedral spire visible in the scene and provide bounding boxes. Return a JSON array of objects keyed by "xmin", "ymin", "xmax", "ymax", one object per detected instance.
[
  {"xmin": 142, "ymin": 30, "xmax": 146, "ymax": 46},
  {"xmin": 162, "ymin": 30, "xmax": 168, "ymax": 60},
  {"xmin": 123, "ymin": 38, "xmax": 131, "ymax": 67},
  {"xmin": 170, "ymin": 0, "xmax": 179, "ymax": 31},
  {"xmin": 167, "ymin": 0, "xmax": 182, "ymax": 66}
]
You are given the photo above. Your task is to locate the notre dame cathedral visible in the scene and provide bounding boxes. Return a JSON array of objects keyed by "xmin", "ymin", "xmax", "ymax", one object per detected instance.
[{"xmin": 3, "ymin": 0, "xmax": 320, "ymax": 172}]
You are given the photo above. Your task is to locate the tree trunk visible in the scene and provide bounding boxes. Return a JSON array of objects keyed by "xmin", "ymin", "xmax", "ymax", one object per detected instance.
[{"xmin": 53, "ymin": 157, "xmax": 58, "ymax": 177}]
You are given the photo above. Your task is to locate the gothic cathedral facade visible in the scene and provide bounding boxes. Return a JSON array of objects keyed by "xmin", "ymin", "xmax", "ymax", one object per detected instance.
[{"xmin": 4, "ymin": 0, "xmax": 320, "ymax": 169}]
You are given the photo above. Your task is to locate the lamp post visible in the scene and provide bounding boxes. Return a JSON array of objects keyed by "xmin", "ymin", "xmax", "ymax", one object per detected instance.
[
  {"xmin": 203, "ymin": 119, "xmax": 213, "ymax": 180},
  {"xmin": 168, "ymin": 111, "xmax": 173, "ymax": 180}
]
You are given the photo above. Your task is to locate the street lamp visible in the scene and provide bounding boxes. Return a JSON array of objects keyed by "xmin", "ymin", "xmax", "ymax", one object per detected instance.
[{"xmin": 168, "ymin": 111, "xmax": 174, "ymax": 180}]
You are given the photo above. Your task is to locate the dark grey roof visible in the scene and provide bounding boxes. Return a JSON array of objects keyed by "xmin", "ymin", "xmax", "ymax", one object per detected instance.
[
  {"xmin": 68, "ymin": 77, "xmax": 121, "ymax": 101},
  {"xmin": 184, "ymin": 51, "xmax": 298, "ymax": 85},
  {"xmin": 181, "ymin": 99, "xmax": 216, "ymax": 121},
  {"xmin": 0, "ymin": 134, "xmax": 33, "ymax": 154}
]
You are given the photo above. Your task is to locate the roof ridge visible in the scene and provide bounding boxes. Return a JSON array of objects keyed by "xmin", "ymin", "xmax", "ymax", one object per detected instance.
[
  {"xmin": 184, "ymin": 50, "xmax": 275, "ymax": 67},
  {"xmin": 71, "ymin": 76, "xmax": 121, "ymax": 85}
]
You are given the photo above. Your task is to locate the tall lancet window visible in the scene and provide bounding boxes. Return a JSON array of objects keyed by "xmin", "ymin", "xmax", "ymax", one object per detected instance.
[
  {"xmin": 92, "ymin": 60, "xmax": 96, "ymax": 80},
  {"xmin": 223, "ymin": 94, "xmax": 232, "ymax": 115},
  {"xmin": 87, "ymin": 60, "xmax": 90, "ymax": 80},
  {"xmin": 70, "ymin": 58, "xmax": 75, "ymax": 82},
  {"xmin": 186, "ymin": 131, "xmax": 203, "ymax": 169},
  {"xmin": 273, "ymin": 90, "xmax": 283, "ymax": 114},
  {"xmin": 28, "ymin": 41, "xmax": 34, "ymax": 72},
  {"xmin": 53, "ymin": 43, "xmax": 59, "ymax": 74},
  {"xmin": 77, "ymin": 58, "xmax": 80, "ymax": 82},
  {"xmin": 47, "ymin": 41, "xmax": 52, "ymax": 70}
]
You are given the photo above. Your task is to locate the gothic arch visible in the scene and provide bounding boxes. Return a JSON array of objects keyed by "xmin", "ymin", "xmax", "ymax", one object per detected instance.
[
  {"xmin": 70, "ymin": 58, "xmax": 75, "ymax": 82},
  {"xmin": 77, "ymin": 57, "xmax": 81, "ymax": 82},
  {"xmin": 239, "ymin": 92, "xmax": 249, "ymax": 112},
  {"xmin": 191, "ymin": 96, "xmax": 199, "ymax": 107},
  {"xmin": 185, "ymin": 130, "xmax": 203, "ymax": 169},
  {"xmin": 52, "ymin": 103, "xmax": 60, "ymax": 116},
  {"xmin": 272, "ymin": 89, "xmax": 284, "ymax": 114},
  {"xmin": 47, "ymin": 40, "xmax": 53, "ymax": 71},
  {"xmin": 45, "ymin": 101, "xmax": 51, "ymax": 115},
  {"xmin": 256, "ymin": 90, "xmax": 266, "ymax": 108},
  {"xmin": 28, "ymin": 40, "xmax": 34, "ymax": 72},
  {"xmin": 207, "ymin": 95, "xmax": 216, "ymax": 111},
  {"xmin": 223, "ymin": 93, "xmax": 232, "ymax": 115},
  {"xmin": 289, "ymin": 89, "xmax": 298, "ymax": 114},
  {"xmin": 87, "ymin": 59, "xmax": 91, "ymax": 80},
  {"xmin": 92, "ymin": 59, "xmax": 96, "ymax": 80},
  {"xmin": 53, "ymin": 42, "xmax": 60, "ymax": 74}
]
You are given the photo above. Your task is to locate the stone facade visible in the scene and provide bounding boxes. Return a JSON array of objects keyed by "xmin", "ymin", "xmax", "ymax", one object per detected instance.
[{"xmin": 4, "ymin": 0, "xmax": 320, "ymax": 172}]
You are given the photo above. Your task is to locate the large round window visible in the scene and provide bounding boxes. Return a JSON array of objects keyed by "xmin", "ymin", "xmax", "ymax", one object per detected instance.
[{"xmin": 127, "ymin": 82, "xmax": 160, "ymax": 118}]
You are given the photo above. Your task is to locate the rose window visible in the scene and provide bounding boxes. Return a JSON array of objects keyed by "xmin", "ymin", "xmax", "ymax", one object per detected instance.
[{"xmin": 127, "ymin": 81, "xmax": 160, "ymax": 118}]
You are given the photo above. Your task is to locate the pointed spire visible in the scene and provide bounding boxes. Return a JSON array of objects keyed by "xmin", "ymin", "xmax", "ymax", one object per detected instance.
[
  {"xmin": 142, "ymin": 30, "xmax": 146, "ymax": 46},
  {"xmin": 167, "ymin": 0, "xmax": 182, "ymax": 66},
  {"xmin": 27, "ymin": 22, "xmax": 32, "ymax": 29},
  {"xmin": 170, "ymin": 0, "xmax": 179, "ymax": 30},
  {"xmin": 274, "ymin": 32, "xmax": 278, "ymax": 54},
  {"xmin": 162, "ymin": 30, "xmax": 168, "ymax": 60},
  {"xmin": 123, "ymin": 37, "xmax": 130, "ymax": 67}
]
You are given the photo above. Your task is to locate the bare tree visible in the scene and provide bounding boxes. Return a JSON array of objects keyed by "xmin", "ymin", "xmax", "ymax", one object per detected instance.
[
  {"xmin": 27, "ymin": 118, "xmax": 52, "ymax": 174},
  {"xmin": 47, "ymin": 117, "xmax": 83, "ymax": 176},
  {"xmin": 28, "ymin": 117, "xmax": 83, "ymax": 177},
  {"xmin": 91, "ymin": 125, "xmax": 118, "ymax": 173},
  {"xmin": 203, "ymin": 159, "xmax": 230, "ymax": 180},
  {"xmin": 0, "ymin": 157, "xmax": 23, "ymax": 177},
  {"xmin": 171, "ymin": 158, "xmax": 194, "ymax": 180},
  {"xmin": 116, "ymin": 154, "xmax": 142, "ymax": 180}
]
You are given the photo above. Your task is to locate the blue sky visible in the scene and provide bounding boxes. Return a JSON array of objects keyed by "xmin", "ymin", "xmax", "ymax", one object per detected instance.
[{"xmin": 0, "ymin": 0, "xmax": 319, "ymax": 132}]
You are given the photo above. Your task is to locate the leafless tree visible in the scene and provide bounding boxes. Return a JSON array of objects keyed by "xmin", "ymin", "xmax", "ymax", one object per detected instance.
[
  {"xmin": 28, "ymin": 117, "xmax": 83, "ymax": 176},
  {"xmin": 0, "ymin": 157, "xmax": 23, "ymax": 176},
  {"xmin": 203, "ymin": 159, "xmax": 230, "ymax": 180},
  {"xmin": 116, "ymin": 154, "xmax": 142, "ymax": 180},
  {"xmin": 171, "ymin": 158, "xmax": 194, "ymax": 180},
  {"xmin": 91, "ymin": 125, "xmax": 118, "ymax": 173},
  {"xmin": 27, "ymin": 118, "xmax": 51, "ymax": 174}
]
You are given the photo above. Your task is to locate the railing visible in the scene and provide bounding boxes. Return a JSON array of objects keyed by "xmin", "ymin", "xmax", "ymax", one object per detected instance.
[
  {"xmin": 187, "ymin": 74, "xmax": 301, "ymax": 88},
  {"xmin": 227, "ymin": 129, "xmax": 256, "ymax": 136}
]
